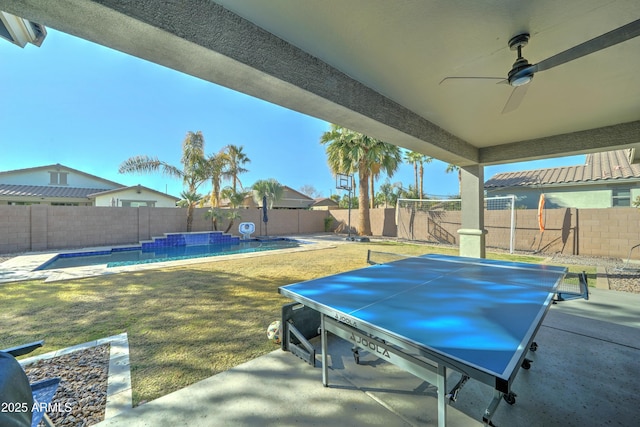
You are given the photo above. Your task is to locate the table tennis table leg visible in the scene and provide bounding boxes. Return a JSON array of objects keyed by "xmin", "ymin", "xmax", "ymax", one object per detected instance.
[
  {"xmin": 321, "ymin": 314, "xmax": 329, "ymax": 387},
  {"xmin": 437, "ymin": 364, "xmax": 447, "ymax": 427},
  {"xmin": 482, "ymin": 390, "xmax": 503, "ymax": 426}
]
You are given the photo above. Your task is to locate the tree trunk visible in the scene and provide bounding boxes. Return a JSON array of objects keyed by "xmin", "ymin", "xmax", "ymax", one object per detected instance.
[
  {"xmin": 419, "ymin": 163, "xmax": 424, "ymax": 199},
  {"xmin": 370, "ymin": 174, "xmax": 375, "ymax": 209},
  {"xmin": 358, "ymin": 167, "xmax": 372, "ymax": 236},
  {"xmin": 186, "ymin": 206, "xmax": 194, "ymax": 232}
]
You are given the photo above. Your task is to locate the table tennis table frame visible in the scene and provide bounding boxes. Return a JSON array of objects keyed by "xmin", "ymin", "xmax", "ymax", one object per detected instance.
[{"xmin": 316, "ymin": 304, "xmax": 545, "ymax": 427}]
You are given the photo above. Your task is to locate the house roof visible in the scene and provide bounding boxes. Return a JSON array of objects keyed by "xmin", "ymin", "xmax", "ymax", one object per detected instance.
[
  {"xmin": 88, "ymin": 185, "xmax": 180, "ymax": 201},
  {"xmin": 220, "ymin": 186, "xmax": 314, "ymax": 208},
  {"xmin": 311, "ymin": 197, "xmax": 339, "ymax": 207},
  {"xmin": 0, "ymin": 184, "xmax": 109, "ymax": 199},
  {"xmin": 485, "ymin": 150, "xmax": 640, "ymax": 189}
]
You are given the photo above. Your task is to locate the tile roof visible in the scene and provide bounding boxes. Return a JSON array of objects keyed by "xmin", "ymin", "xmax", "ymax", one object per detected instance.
[
  {"xmin": 485, "ymin": 149, "xmax": 640, "ymax": 189},
  {"xmin": 88, "ymin": 186, "xmax": 180, "ymax": 200},
  {"xmin": 0, "ymin": 185, "xmax": 110, "ymax": 199}
]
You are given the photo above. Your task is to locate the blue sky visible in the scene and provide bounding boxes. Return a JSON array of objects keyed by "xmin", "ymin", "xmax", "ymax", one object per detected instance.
[{"xmin": 0, "ymin": 29, "xmax": 585, "ymax": 199}]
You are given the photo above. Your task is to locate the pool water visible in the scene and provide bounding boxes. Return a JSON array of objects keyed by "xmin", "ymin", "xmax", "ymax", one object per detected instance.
[{"xmin": 36, "ymin": 239, "xmax": 303, "ymax": 270}]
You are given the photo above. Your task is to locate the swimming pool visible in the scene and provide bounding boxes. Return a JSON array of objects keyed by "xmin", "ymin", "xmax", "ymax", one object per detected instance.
[{"xmin": 36, "ymin": 237, "xmax": 304, "ymax": 271}]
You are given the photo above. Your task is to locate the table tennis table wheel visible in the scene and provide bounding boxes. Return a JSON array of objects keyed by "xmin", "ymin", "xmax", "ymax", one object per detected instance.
[
  {"xmin": 503, "ymin": 392, "xmax": 517, "ymax": 405},
  {"xmin": 482, "ymin": 417, "xmax": 498, "ymax": 427},
  {"xmin": 352, "ymin": 347, "xmax": 360, "ymax": 364},
  {"xmin": 529, "ymin": 342, "xmax": 538, "ymax": 352},
  {"xmin": 521, "ymin": 358, "xmax": 532, "ymax": 370}
]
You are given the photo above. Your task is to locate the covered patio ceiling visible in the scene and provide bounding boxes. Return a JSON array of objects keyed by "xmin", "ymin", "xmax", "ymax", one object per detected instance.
[{"xmin": 2, "ymin": 0, "xmax": 639, "ymax": 167}]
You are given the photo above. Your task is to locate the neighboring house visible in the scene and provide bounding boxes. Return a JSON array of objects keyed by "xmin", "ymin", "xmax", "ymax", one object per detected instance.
[
  {"xmin": 0, "ymin": 164, "xmax": 179, "ymax": 207},
  {"xmin": 221, "ymin": 186, "xmax": 316, "ymax": 209},
  {"xmin": 271, "ymin": 186, "xmax": 316, "ymax": 209},
  {"xmin": 485, "ymin": 149, "xmax": 640, "ymax": 209},
  {"xmin": 310, "ymin": 197, "xmax": 340, "ymax": 210},
  {"xmin": 89, "ymin": 185, "xmax": 180, "ymax": 208}
]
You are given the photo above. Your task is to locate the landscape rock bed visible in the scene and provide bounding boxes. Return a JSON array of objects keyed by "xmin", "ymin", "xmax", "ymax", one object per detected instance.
[
  {"xmin": 24, "ymin": 344, "xmax": 109, "ymax": 427},
  {"xmin": 545, "ymin": 253, "xmax": 640, "ymax": 293}
]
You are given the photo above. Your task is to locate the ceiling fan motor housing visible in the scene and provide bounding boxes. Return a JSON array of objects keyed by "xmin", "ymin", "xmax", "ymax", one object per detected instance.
[
  {"xmin": 508, "ymin": 58, "xmax": 534, "ymax": 86},
  {"xmin": 507, "ymin": 33, "xmax": 534, "ymax": 86}
]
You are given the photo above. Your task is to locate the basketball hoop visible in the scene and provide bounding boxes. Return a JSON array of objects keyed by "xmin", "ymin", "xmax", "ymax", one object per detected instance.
[
  {"xmin": 336, "ymin": 173, "xmax": 355, "ymax": 240},
  {"xmin": 336, "ymin": 173, "xmax": 352, "ymax": 191}
]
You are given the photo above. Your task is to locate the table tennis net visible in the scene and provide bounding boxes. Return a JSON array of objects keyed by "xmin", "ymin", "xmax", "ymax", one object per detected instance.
[
  {"xmin": 557, "ymin": 271, "xmax": 590, "ymax": 300},
  {"xmin": 366, "ymin": 250, "xmax": 589, "ymax": 300},
  {"xmin": 366, "ymin": 250, "xmax": 416, "ymax": 266}
]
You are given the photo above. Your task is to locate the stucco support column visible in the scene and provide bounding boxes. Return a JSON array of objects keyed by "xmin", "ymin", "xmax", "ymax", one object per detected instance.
[{"xmin": 458, "ymin": 165, "xmax": 487, "ymax": 258}]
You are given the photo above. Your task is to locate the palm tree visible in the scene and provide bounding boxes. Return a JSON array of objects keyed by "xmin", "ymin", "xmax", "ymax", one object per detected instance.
[
  {"xmin": 399, "ymin": 185, "xmax": 420, "ymax": 199},
  {"xmin": 251, "ymin": 178, "xmax": 284, "ymax": 209},
  {"xmin": 221, "ymin": 188, "xmax": 250, "ymax": 233},
  {"xmin": 205, "ymin": 150, "xmax": 228, "ymax": 211},
  {"xmin": 369, "ymin": 145, "xmax": 402, "ymax": 208},
  {"xmin": 119, "ymin": 131, "xmax": 207, "ymax": 231},
  {"xmin": 198, "ymin": 150, "xmax": 230, "ymax": 231},
  {"xmin": 404, "ymin": 151, "xmax": 432, "ymax": 199},
  {"xmin": 446, "ymin": 163, "xmax": 462, "ymax": 196},
  {"xmin": 177, "ymin": 190, "xmax": 204, "ymax": 230},
  {"xmin": 418, "ymin": 155, "xmax": 433, "ymax": 198},
  {"xmin": 205, "ymin": 207, "xmax": 225, "ymax": 231},
  {"xmin": 224, "ymin": 144, "xmax": 251, "ymax": 191},
  {"xmin": 320, "ymin": 124, "xmax": 401, "ymax": 236},
  {"xmin": 377, "ymin": 179, "xmax": 402, "ymax": 208},
  {"xmin": 404, "ymin": 151, "xmax": 422, "ymax": 197}
]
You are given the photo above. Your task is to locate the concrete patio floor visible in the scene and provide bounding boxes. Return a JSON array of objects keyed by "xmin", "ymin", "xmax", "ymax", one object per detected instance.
[{"xmin": 95, "ymin": 287, "xmax": 639, "ymax": 427}]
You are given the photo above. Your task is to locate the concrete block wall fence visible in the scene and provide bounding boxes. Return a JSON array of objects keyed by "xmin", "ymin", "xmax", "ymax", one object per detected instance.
[
  {"xmin": 1, "ymin": 205, "xmax": 638, "ymax": 259},
  {"xmin": 0, "ymin": 206, "xmax": 329, "ymax": 254},
  {"xmin": 395, "ymin": 206, "xmax": 640, "ymax": 259}
]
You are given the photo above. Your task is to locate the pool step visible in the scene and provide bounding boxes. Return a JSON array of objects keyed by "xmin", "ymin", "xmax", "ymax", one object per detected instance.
[{"xmin": 140, "ymin": 232, "xmax": 240, "ymax": 250}]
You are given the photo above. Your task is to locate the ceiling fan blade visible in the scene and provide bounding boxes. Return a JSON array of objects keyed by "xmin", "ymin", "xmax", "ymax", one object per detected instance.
[
  {"xmin": 501, "ymin": 84, "xmax": 529, "ymax": 114},
  {"xmin": 534, "ymin": 18, "xmax": 640, "ymax": 73},
  {"xmin": 439, "ymin": 76, "xmax": 504, "ymax": 85}
]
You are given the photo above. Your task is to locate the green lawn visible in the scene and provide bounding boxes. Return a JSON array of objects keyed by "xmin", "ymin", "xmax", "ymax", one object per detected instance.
[{"xmin": 0, "ymin": 241, "xmax": 595, "ymax": 404}]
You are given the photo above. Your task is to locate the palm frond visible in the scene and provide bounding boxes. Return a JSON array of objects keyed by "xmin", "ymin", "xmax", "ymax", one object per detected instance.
[{"xmin": 118, "ymin": 156, "xmax": 183, "ymax": 178}]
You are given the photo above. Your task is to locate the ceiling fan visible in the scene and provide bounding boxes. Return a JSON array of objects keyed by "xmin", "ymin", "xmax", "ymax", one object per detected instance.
[{"xmin": 440, "ymin": 18, "xmax": 640, "ymax": 114}]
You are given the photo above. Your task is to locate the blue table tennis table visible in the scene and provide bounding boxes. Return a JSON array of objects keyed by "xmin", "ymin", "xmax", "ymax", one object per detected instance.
[{"xmin": 279, "ymin": 252, "xmax": 586, "ymax": 426}]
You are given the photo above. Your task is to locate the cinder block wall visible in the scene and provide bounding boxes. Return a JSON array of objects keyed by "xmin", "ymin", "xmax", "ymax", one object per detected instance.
[
  {"xmin": 0, "ymin": 206, "xmax": 328, "ymax": 254},
  {"xmin": 577, "ymin": 208, "xmax": 640, "ymax": 258},
  {"xmin": 396, "ymin": 206, "xmax": 640, "ymax": 259},
  {"xmin": 2, "ymin": 205, "xmax": 638, "ymax": 259},
  {"xmin": 330, "ymin": 208, "xmax": 397, "ymax": 236},
  {"xmin": 0, "ymin": 206, "xmax": 30, "ymax": 254}
]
